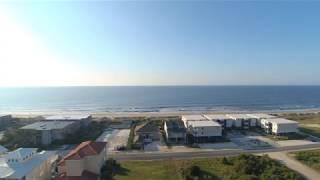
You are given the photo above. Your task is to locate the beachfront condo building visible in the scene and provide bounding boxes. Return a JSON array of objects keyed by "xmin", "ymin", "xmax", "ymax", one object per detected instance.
[
  {"xmin": 203, "ymin": 114, "xmax": 233, "ymax": 129},
  {"xmin": 260, "ymin": 118, "xmax": 299, "ymax": 135},
  {"xmin": 21, "ymin": 121, "xmax": 79, "ymax": 145},
  {"xmin": 227, "ymin": 114, "xmax": 257, "ymax": 129},
  {"xmin": 44, "ymin": 114, "xmax": 92, "ymax": 128},
  {"xmin": 182, "ymin": 115, "xmax": 222, "ymax": 143}
]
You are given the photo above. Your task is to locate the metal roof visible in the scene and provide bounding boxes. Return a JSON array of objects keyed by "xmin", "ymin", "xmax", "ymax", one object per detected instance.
[
  {"xmin": 227, "ymin": 114, "xmax": 252, "ymax": 119},
  {"xmin": 203, "ymin": 114, "xmax": 231, "ymax": 120},
  {"xmin": 0, "ymin": 149, "xmax": 56, "ymax": 179},
  {"xmin": 188, "ymin": 120, "xmax": 221, "ymax": 127},
  {"xmin": 45, "ymin": 114, "xmax": 91, "ymax": 121},
  {"xmin": 264, "ymin": 118, "xmax": 298, "ymax": 124},
  {"xmin": 181, "ymin": 115, "xmax": 206, "ymax": 121},
  {"xmin": 21, "ymin": 121, "xmax": 74, "ymax": 131}
]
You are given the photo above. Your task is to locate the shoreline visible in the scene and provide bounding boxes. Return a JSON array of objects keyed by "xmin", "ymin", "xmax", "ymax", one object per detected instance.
[{"xmin": 2, "ymin": 108, "xmax": 320, "ymax": 118}]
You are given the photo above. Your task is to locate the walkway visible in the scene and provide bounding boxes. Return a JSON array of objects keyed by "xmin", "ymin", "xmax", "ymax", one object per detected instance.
[{"xmin": 268, "ymin": 152, "xmax": 320, "ymax": 180}]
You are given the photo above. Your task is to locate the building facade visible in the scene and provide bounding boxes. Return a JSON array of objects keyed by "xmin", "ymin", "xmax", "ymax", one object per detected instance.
[
  {"xmin": 56, "ymin": 141, "xmax": 107, "ymax": 180},
  {"xmin": 164, "ymin": 120, "xmax": 186, "ymax": 144},
  {"xmin": 21, "ymin": 121, "xmax": 78, "ymax": 145},
  {"xmin": 260, "ymin": 118, "xmax": 298, "ymax": 135}
]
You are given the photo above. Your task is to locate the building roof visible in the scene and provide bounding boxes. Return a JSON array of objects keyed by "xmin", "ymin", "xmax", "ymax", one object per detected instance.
[
  {"xmin": 264, "ymin": 118, "xmax": 298, "ymax": 124},
  {"xmin": 135, "ymin": 122, "xmax": 159, "ymax": 133},
  {"xmin": 165, "ymin": 120, "xmax": 186, "ymax": 133},
  {"xmin": 181, "ymin": 115, "xmax": 206, "ymax": 121},
  {"xmin": 55, "ymin": 170, "xmax": 99, "ymax": 180},
  {"xmin": 21, "ymin": 121, "xmax": 74, "ymax": 131},
  {"xmin": 45, "ymin": 114, "xmax": 91, "ymax": 121},
  {"xmin": 204, "ymin": 114, "xmax": 231, "ymax": 120},
  {"xmin": 61, "ymin": 141, "xmax": 106, "ymax": 161},
  {"xmin": 248, "ymin": 113, "xmax": 276, "ymax": 119},
  {"xmin": 0, "ymin": 145, "xmax": 8, "ymax": 154},
  {"xmin": 0, "ymin": 149, "xmax": 57, "ymax": 179},
  {"xmin": 187, "ymin": 120, "xmax": 221, "ymax": 128},
  {"xmin": 227, "ymin": 114, "xmax": 252, "ymax": 119},
  {"xmin": 5, "ymin": 148, "xmax": 37, "ymax": 162}
]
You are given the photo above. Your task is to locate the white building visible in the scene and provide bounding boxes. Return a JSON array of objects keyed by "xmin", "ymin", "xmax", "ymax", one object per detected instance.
[
  {"xmin": 186, "ymin": 120, "xmax": 222, "ymax": 143},
  {"xmin": 182, "ymin": 115, "xmax": 222, "ymax": 143},
  {"xmin": 248, "ymin": 113, "xmax": 277, "ymax": 126},
  {"xmin": 227, "ymin": 114, "xmax": 257, "ymax": 128},
  {"xmin": 203, "ymin": 114, "xmax": 233, "ymax": 128},
  {"xmin": 260, "ymin": 118, "xmax": 298, "ymax": 135},
  {"xmin": 0, "ymin": 148, "xmax": 57, "ymax": 180},
  {"xmin": 21, "ymin": 121, "xmax": 78, "ymax": 145}
]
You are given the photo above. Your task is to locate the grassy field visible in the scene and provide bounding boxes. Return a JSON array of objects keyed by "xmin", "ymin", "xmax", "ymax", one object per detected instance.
[
  {"xmin": 279, "ymin": 113, "xmax": 320, "ymax": 124},
  {"xmin": 114, "ymin": 154, "xmax": 304, "ymax": 180},
  {"xmin": 291, "ymin": 150, "xmax": 320, "ymax": 172}
]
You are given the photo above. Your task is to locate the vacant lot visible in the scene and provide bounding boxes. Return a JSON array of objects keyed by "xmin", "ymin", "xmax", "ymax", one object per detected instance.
[
  {"xmin": 280, "ymin": 113, "xmax": 320, "ymax": 124},
  {"xmin": 299, "ymin": 126, "xmax": 320, "ymax": 138},
  {"xmin": 114, "ymin": 154, "xmax": 304, "ymax": 180},
  {"xmin": 291, "ymin": 149, "xmax": 320, "ymax": 172}
]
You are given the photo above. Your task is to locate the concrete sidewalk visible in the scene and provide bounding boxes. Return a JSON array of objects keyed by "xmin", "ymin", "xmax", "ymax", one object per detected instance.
[{"xmin": 268, "ymin": 152, "xmax": 320, "ymax": 180}]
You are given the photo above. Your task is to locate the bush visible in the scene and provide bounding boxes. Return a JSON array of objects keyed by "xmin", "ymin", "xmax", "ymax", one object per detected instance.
[{"xmin": 100, "ymin": 159, "xmax": 121, "ymax": 180}]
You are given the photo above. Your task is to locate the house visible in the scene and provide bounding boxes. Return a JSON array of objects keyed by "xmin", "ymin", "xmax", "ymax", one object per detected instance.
[
  {"xmin": 181, "ymin": 115, "xmax": 207, "ymax": 128},
  {"xmin": 248, "ymin": 113, "xmax": 277, "ymax": 126},
  {"xmin": 260, "ymin": 118, "xmax": 298, "ymax": 135},
  {"xmin": 185, "ymin": 120, "xmax": 222, "ymax": 143},
  {"xmin": 203, "ymin": 114, "xmax": 233, "ymax": 129},
  {"xmin": 227, "ymin": 114, "xmax": 257, "ymax": 128},
  {"xmin": 45, "ymin": 114, "xmax": 92, "ymax": 128},
  {"xmin": 135, "ymin": 122, "xmax": 161, "ymax": 144},
  {"xmin": 164, "ymin": 120, "xmax": 186, "ymax": 144},
  {"xmin": 0, "ymin": 148, "xmax": 57, "ymax": 180},
  {"xmin": 56, "ymin": 141, "xmax": 107, "ymax": 180},
  {"xmin": 21, "ymin": 121, "xmax": 78, "ymax": 145}
]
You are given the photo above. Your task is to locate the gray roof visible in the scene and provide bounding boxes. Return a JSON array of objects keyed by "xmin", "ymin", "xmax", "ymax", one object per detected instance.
[
  {"xmin": 21, "ymin": 121, "xmax": 74, "ymax": 131},
  {"xmin": 165, "ymin": 120, "xmax": 186, "ymax": 133}
]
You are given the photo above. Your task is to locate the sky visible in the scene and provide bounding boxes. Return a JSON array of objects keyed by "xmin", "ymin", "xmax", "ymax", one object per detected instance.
[{"xmin": 0, "ymin": 1, "xmax": 320, "ymax": 86}]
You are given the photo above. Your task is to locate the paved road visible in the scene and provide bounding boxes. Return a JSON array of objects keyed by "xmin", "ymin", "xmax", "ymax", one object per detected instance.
[
  {"xmin": 268, "ymin": 152, "xmax": 320, "ymax": 180},
  {"xmin": 110, "ymin": 144, "xmax": 320, "ymax": 161}
]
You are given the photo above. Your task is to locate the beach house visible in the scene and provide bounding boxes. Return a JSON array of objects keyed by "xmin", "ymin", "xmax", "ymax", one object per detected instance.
[{"xmin": 164, "ymin": 119, "xmax": 186, "ymax": 144}]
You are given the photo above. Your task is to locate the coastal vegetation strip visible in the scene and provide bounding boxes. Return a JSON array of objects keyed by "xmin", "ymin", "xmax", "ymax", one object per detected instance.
[
  {"xmin": 291, "ymin": 149, "xmax": 320, "ymax": 172},
  {"xmin": 114, "ymin": 154, "xmax": 304, "ymax": 180}
]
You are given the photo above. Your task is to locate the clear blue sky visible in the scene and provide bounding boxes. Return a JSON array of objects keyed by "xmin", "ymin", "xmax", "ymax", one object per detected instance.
[{"xmin": 1, "ymin": 1, "xmax": 320, "ymax": 86}]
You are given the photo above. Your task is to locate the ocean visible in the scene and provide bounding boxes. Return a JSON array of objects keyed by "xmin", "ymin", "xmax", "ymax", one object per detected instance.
[{"xmin": 1, "ymin": 86, "xmax": 320, "ymax": 114}]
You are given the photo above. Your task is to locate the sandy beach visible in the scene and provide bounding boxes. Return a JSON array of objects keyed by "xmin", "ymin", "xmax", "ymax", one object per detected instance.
[{"xmin": 3, "ymin": 108, "xmax": 320, "ymax": 119}]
